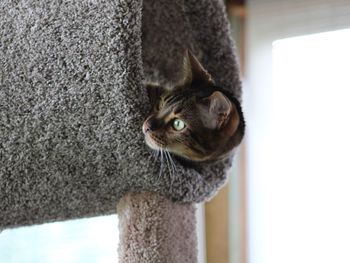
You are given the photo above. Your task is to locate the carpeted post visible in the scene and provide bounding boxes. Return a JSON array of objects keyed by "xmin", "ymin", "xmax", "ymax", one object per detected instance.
[{"xmin": 117, "ymin": 192, "xmax": 197, "ymax": 263}]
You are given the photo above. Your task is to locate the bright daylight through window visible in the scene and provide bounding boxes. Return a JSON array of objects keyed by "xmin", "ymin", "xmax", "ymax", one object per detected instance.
[
  {"xmin": 253, "ymin": 28, "xmax": 350, "ymax": 263},
  {"xmin": 0, "ymin": 215, "xmax": 119, "ymax": 263}
]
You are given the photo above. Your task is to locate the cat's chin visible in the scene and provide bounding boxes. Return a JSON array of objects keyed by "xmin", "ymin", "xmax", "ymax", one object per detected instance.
[{"xmin": 145, "ymin": 134, "xmax": 163, "ymax": 151}]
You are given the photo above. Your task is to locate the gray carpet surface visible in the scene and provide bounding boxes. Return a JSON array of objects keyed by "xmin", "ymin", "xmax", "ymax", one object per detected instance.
[{"xmin": 0, "ymin": 0, "xmax": 242, "ymax": 228}]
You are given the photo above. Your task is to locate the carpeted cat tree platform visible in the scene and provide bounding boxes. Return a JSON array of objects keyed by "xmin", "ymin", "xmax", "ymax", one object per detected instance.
[{"xmin": 0, "ymin": 0, "xmax": 242, "ymax": 262}]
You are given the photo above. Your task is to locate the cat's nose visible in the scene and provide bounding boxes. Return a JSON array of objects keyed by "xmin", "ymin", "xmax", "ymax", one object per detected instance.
[
  {"xmin": 143, "ymin": 116, "xmax": 159, "ymax": 134},
  {"xmin": 142, "ymin": 121, "xmax": 150, "ymax": 134},
  {"xmin": 142, "ymin": 116, "xmax": 153, "ymax": 134}
]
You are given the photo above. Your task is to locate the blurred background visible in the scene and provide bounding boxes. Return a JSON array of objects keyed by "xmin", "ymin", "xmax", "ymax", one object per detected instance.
[{"xmin": 1, "ymin": 0, "xmax": 350, "ymax": 262}]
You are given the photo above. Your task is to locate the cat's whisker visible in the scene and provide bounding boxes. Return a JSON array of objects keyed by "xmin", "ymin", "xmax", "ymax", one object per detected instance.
[
  {"xmin": 147, "ymin": 154, "xmax": 152, "ymax": 167},
  {"xmin": 167, "ymin": 151, "xmax": 178, "ymax": 174},
  {"xmin": 164, "ymin": 150, "xmax": 173, "ymax": 185},
  {"xmin": 165, "ymin": 150, "xmax": 174, "ymax": 174},
  {"xmin": 151, "ymin": 149, "xmax": 159, "ymax": 161},
  {"xmin": 148, "ymin": 149, "xmax": 157, "ymax": 169},
  {"xmin": 165, "ymin": 150, "xmax": 177, "ymax": 187},
  {"xmin": 147, "ymin": 149, "xmax": 156, "ymax": 167},
  {"xmin": 158, "ymin": 149, "xmax": 164, "ymax": 181}
]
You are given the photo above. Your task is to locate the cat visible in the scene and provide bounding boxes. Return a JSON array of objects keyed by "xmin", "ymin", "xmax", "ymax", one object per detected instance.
[{"xmin": 142, "ymin": 50, "xmax": 245, "ymax": 162}]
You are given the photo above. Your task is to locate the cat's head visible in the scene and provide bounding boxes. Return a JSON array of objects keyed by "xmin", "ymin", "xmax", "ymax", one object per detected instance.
[{"xmin": 143, "ymin": 51, "xmax": 245, "ymax": 162}]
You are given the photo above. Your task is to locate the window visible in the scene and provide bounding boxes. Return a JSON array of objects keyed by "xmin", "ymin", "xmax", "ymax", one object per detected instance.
[
  {"xmin": 253, "ymin": 28, "xmax": 350, "ymax": 263},
  {"xmin": 0, "ymin": 215, "xmax": 119, "ymax": 263},
  {"xmin": 246, "ymin": 1, "xmax": 350, "ymax": 263}
]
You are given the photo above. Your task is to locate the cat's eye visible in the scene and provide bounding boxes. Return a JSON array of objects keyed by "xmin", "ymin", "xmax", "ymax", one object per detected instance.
[{"xmin": 172, "ymin": 118, "xmax": 186, "ymax": 131}]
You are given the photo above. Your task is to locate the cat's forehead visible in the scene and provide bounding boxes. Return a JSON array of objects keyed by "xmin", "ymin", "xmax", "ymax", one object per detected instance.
[
  {"xmin": 157, "ymin": 85, "xmax": 221, "ymax": 118},
  {"xmin": 161, "ymin": 89, "xmax": 191, "ymax": 107},
  {"xmin": 155, "ymin": 95, "xmax": 193, "ymax": 121}
]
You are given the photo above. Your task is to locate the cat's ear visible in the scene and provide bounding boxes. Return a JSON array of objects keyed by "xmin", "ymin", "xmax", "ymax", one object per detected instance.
[
  {"xmin": 145, "ymin": 84, "xmax": 165, "ymax": 109},
  {"xmin": 204, "ymin": 91, "xmax": 239, "ymax": 133},
  {"xmin": 182, "ymin": 50, "xmax": 213, "ymax": 86}
]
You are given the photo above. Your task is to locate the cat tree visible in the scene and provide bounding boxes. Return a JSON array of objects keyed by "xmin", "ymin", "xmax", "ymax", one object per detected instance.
[{"xmin": 0, "ymin": 0, "xmax": 242, "ymax": 261}]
